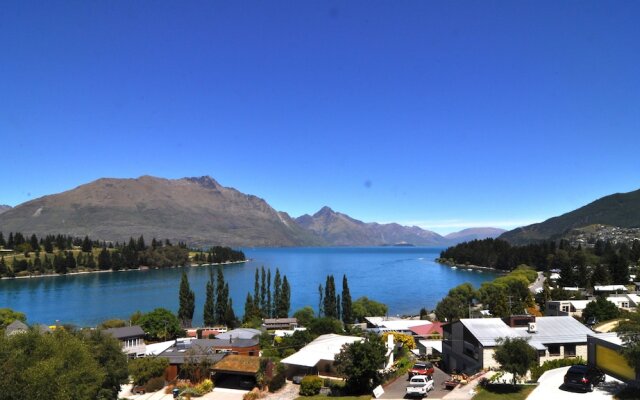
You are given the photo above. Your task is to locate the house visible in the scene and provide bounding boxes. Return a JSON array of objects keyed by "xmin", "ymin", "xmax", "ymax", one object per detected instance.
[
  {"xmin": 281, "ymin": 333, "xmax": 363, "ymax": 377},
  {"xmin": 416, "ymin": 339, "xmax": 443, "ymax": 357},
  {"xmin": 5, "ymin": 320, "xmax": 28, "ymax": 336},
  {"xmin": 262, "ymin": 318, "xmax": 298, "ymax": 330},
  {"xmin": 545, "ymin": 300, "xmax": 591, "ymax": 317},
  {"xmin": 410, "ymin": 322, "xmax": 443, "ymax": 339},
  {"xmin": 594, "ymin": 285, "xmax": 628, "ymax": 295},
  {"xmin": 158, "ymin": 339, "xmax": 227, "ymax": 381},
  {"xmin": 104, "ymin": 325, "xmax": 146, "ymax": 358},
  {"xmin": 365, "ymin": 316, "xmax": 432, "ymax": 335},
  {"xmin": 216, "ymin": 328, "xmax": 261, "ymax": 341},
  {"xmin": 442, "ymin": 316, "xmax": 594, "ymax": 374},
  {"xmin": 588, "ymin": 333, "xmax": 639, "ymax": 385}
]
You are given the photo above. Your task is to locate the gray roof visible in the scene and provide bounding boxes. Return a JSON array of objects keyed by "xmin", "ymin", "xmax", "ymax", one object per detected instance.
[
  {"xmin": 5, "ymin": 320, "xmax": 28, "ymax": 335},
  {"xmin": 216, "ymin": 328, "xmax": 261, "ymax": 340},
  {"xmin": 459, "ymin": 319, "xmax": 521, "ymax": 347},
  {"xmin": 263, "ymin": 318, "xmax": 297, "ymax": 324},
  {"xmin": 461, "ymin": 316, "xmax": 594, "ymax": 349},
  {"xmin": 158, "ymin": 338, "xmax": 258, "ymax": 364},
  {"xmin": 516, "ymin": 316, "xmax": 594, "ymax": 345},
  {"xmin": 104, "ymin": 325, "xmax": 145, "ymax": 339}
]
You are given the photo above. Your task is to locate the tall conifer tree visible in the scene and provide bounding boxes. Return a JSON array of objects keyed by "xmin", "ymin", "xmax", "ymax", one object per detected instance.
[
  {"xmin": 341, "ymin": 274, "xmax": 353, "ymax": 324},
  {"xmin": 273, "ymin": 269, "xmax": 282, "ymax": 318},
  {"xmin": 178, "ymin": 271, "xmax": 195, "ymax": 327},
  {"xmin": 204, "ymin": 271, "xmax": 215, "ymax": 326},
  {"xmin": 281, "ymin": 276, "xmax": 291, "ymax": 318}
]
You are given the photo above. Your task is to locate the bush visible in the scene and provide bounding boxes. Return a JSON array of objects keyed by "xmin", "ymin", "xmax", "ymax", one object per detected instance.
[
  {"xmin": 144, "ymin": 376, "xmax": 165, "ymax": 392},
  {"xmin": 243, "ymin": 391, "xmax": 262, "ymax": 400},
  {"xmin": 530, "ymin": 357, "xmax": 585, "ymax": 382},
  {"xmin": 196, "ymin": 378, "xmax": 214, "ymax": 394},
  {"xmin": 300, "ymin": 376, "xmax": 323, "ymax": 396},
  {"xmin": 128, "ymin": 357, "xmax": 169, "ymax": 386}
]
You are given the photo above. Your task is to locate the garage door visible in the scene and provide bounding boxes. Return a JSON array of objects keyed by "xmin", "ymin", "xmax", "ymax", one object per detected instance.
[{"xmin": 595, "ymin": 344, "xmax": 635, "ymax": 381}]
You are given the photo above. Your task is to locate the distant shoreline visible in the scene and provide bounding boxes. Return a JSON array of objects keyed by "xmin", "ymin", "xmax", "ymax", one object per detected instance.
[
  {"xmin": 0, "ymin": 259, "xmax": 249, "ymax": 281},
  {"xmin": 435, "ymin": 258, "xmax": 504, "ymax": 273}
]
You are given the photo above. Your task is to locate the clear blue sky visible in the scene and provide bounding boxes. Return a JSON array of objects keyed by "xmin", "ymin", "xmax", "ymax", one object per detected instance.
[{"xmin": 1, "ymin": 1, "xmax": 639, "ymax": 234}]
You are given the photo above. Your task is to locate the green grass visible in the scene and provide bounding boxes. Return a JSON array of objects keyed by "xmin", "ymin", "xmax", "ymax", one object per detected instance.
[
  {"xmin": 472, "ymin": 384, "xmax": 536, "ymax": 400},
  {"xmin": 295, "ymin": 396, "xmax": 371, "ymax": 400}
]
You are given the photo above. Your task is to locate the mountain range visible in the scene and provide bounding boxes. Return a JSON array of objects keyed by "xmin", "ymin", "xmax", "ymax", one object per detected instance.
[
  {"xmin": 0, "ymin": 176, "xmax": 504, "ymax": 247},
  {"xmin": 499, "ymin": 188, "xmax": 640, "ymax": 244}
]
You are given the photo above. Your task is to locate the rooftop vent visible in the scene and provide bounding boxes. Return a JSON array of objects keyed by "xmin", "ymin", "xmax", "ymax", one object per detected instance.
[{"xmin": 527, "ymin": 322, "xmax": 537, "ymax": 333}]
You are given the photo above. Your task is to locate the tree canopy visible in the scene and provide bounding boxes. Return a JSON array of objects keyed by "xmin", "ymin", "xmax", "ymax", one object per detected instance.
[
  {"xmin": 352, "ymin": 296, "xmax": 388, "ymax": 323},
  {"xmin": 334, "ymin": 334, "xmax": 387, "ymax": 394},
  {"xmin": 493, "ymin": 337, "xmax": 537, "ymax": 385}
]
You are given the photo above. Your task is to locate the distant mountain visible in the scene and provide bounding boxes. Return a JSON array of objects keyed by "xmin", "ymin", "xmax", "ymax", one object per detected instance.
[
  {"xmin": 0, "ymin": 176, "xmax": 323, "ymax": 247},
  {"xmin": 0, "ymin": 205, "xmax": 11, "ymax": 215},
  {"xmin": 445, "ymin": 227, "xmax": 507, "ymax": 243},
  {"xmin": 500, "ymin": 188, "xmax": 640, "ymax": 244},
  {"xmin": 295, "ymin": 206, "xmax": 448, "ymax": 246}
]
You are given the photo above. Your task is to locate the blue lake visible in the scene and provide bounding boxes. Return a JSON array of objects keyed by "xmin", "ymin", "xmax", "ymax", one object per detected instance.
[{"xmin": 0, "ymin": 247, "xmax": 497, "ymax": 326}]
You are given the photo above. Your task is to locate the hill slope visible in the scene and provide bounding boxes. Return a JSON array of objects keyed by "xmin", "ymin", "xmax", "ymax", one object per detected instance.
[
  {"xmin": 445, "ymin": 227, "xmax": 506, "ymax": 243},
  {"xmin": 499, "ymin": 188, "xmax": 640, "ymax": 244},
  {"xmin": 0, "ymin": 205, "xmax": 11, "ymax": 215},
  {"xmin": 0, "ymin": 176, "xmax": 324, "ymax": 247},
  {"xmin": 295, "ymin": 206, "xmax": 447, "ymax": 246}
]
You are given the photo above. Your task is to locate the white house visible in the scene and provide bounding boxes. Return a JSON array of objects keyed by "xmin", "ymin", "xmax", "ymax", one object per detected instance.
[
  {"xmin": 281, "ymin": 333, "xmax": 363, "ymax": 377},
  {"xmin": 105, "ymin": 326, "xmax": 146, "ymax": 358}
]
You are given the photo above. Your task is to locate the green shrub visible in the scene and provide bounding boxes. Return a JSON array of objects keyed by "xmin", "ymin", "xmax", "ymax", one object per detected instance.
[
  {"xmin": 196, "ymin": 378, "xmax": 214, "ymax": 394},
  {"xmin": 129, "ymin": 357, "xmax": 169, "ymax": 385},
  {"xmin": 300, "ymin": 375, "xmax": 323, "ymax": 396},
  {"xmin": 530, "ymin": 357, "xmax": 585, "ymax": 382},
  {"xmin": 268, "ymin": 371, "xmax": 286, "ymax": 392},
  {"xmin": 144, "ymin": 376, "xmax": 165, "ymax": 392}
]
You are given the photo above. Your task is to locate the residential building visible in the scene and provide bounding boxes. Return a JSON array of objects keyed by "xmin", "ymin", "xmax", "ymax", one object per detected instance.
[
  {"xmin": 216, "ymin": 328, "xmax": 261, "ymax": 341},
  {"xmin": 262, "ymin": 318, "xmax": 298, "ymax": 330},
  {"xmin": 442, "ymin": 316, "xmax": 594, "ymax": 374},
  {"xmin": 365, "ymin": 316, "xmax": 432, "ymax": 335},
  {"xmin": 281, "ymin": 333, "xmax": 363, "ymax": 377},
  {"xmin": 546, "ymin": 294, "xmax": 640, "ymax": 317},
  {"xmin": 158, "ymin": 339, "xmax": 226, "ymax": 381},
  {"xmin": 104, "ymin": 325, "xmax": 146, "ymax": 358},
  {"xmin": 594, "ymin": 285, "xmax": 628, "ymax": 295}
]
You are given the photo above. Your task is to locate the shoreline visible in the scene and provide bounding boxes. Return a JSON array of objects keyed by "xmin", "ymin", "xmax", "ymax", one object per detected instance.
[
  {"xmin": 0, "ymin": 259, "xmax": 249, "ymax": 281},
  {"xmin": 435, "ymin": 258, "xmax": 506, "ymax": 273}
]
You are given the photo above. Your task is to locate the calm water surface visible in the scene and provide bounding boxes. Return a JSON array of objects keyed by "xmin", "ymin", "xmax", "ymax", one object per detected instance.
[{"xmin": 0, "ymin": 247, "xmax": 497, "ymax": 326}]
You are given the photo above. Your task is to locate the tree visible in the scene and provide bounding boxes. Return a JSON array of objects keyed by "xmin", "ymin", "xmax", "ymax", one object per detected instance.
[
  {"xmin": 591, "ymin": 264, "xmax": 611, "ymax": 285},
  {"xmin": 266, "ymin": 268, "xmax": 272, "ymax": 318},
  {"xmin": 260, "ymin": 266, "xmax": 267, "ymax": 316},
  {"xmin": 273, "ymin": 268, "xmax": 282, "ymax": 318},
  {"xmin": 280, "ymin": 276, "xmax": 291, "ymax": 318},
  {"xmin": 178, "ymin": 271, "xmax": 195, "ymax": 328},
  {"xmin": 493, "ymin": 337, "xmax": 537, "ymax": 385},
  {"xmin": 98, "ymin": 247, "xmax": 112, "ymax": 270},
  {"xmin": 615, "ymin": 311, "xmax": 640, "ymax": 371},
  {"xmin": 82, "ymin": 235, "xmax": 93, "ymax": 252},
  {"xmin": 334, "ymin": 334, "xmax": 387, "ymax": 394},
  {"xmin": 99, "ymin": 319, "xmax": 127, "ymax": 329},
  {"xmin": 323, "ymin": 275, "xmax": 338, "ymax": 318},
  {"xmin": 85, "ymin": 330, "xmax": 129, "ymax": 399},
  {"xmin": 139, "ymin": 308, "xmax": 182, "ymax": 340},
  {"xmin": 436, "ymin": 282, "xmax": 477, "ymax": 321},
  {"xmin": 0, "ymin": 329, "xmax": 106, "ymax": 399},
  {"xmin": 352, "ymin": 296, "xmax": 388, "ymax": 323},
  {"xmin": 128, "ymin": 357, "xmax": 169, "ymax": 386},
  {"xmin": 341, "ymin": 274, "xmax": 353, "ymax": 324},
  {"xmin": 215, "ymin": 267, "xmax": 228, "ymax": 325},
  {"xmin": 0, "ymin": 308, "xmax": 26, "ymax": 330},
  {"xmin": 293, "ymin": 306, "xmax": 315, "ymax": 327},
  {"xmin": 583, "ymin": 297, "xmax": 620, "ymax": 322},
  {"xmin": 203, "ymin": 271, "xmax": 215, "ymax": 326},
  {"xmin": 309, "ymin": 317, "xmax": 344, "ymax": 336}
]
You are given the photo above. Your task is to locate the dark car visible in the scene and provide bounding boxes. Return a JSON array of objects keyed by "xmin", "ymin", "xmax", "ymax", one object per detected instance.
[
  {"xmin": 408, "ymin": 362, "xmax": 434, "ymax": 378},
  {"xmin": 563, "ymin": 365, "xmax": 605, "ymax": 392}
]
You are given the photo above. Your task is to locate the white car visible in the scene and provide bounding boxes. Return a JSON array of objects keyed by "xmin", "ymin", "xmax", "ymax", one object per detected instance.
[{"xmin": 406, "ymin": 375, "xmax": 434, "ymax": 397}]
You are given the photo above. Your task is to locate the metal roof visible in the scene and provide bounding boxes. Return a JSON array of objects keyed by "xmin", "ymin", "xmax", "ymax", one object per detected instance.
[
  {"xmin": 281, "ymin": 334, "xmax": 363, "ymax": 368},
  {"xmin": 459, "ymin": 319, "xmax": 521, "ymax": 347},
  {"xmin": 516, "ymin": 316, "xmax": 594, "ymax": 345},
  {"xmin": 104, "ymin": 325, "xmax": 145, "ymax": 339},
  {"xmin": 216, "ymin": 328, "xmax": 261, "ymax": 340}
]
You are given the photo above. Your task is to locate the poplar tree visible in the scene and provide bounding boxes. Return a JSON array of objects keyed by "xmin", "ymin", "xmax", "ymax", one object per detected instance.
[
  {"xmin": 253, "ymin": 268, "xmax": 260, "ymax": 314},
  {"xmin": 280, "ymin": 276, "xmax": 291, "ymax": 318},
  {"xmin": 243, "ymin": 293, "xmax": 256, "ymax": 323},
  {"xmin": 204, "ymin": 271, "xmax": 215, "ymax": 326},
  {"xmin": 273, "ymin": 269, "xmax": 282, "ymax": 318},
  {"xmin": 324, "ymin": 275, "xmax": 338, "ymax": 319},
  {"xmin": 178, "ymin": 271, "xmax": 195, "ymax": 328},
  {"xmin": 318, "ymin": 284, "xmax": 324, "ymax": 316},
  {"xmin": 215, "ymin": 267, "xmax": 227, "ymax": 325},
  {"xmin": 266, "ymin": 269, "xmax": 272, "ymax": 318},
  {"xmin": 260, "ymin": 266, "xmax": 267, "ymax": 316},
  {"xmin": 341, "ymin": 274, "xmax": 353, "ymax": 324}
]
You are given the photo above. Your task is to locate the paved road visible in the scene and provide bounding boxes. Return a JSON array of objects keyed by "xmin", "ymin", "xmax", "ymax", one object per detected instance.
[
  {"xmin": 529, "ymin": 272, "xmax": 545, "ymax": 294},
  {"xmin": 528, "ymin": 366, "xmax": 625, "ymax": 400},
  {"xmin": 379, "ymin": 367, "xmax": 450, "ymax": 399}
]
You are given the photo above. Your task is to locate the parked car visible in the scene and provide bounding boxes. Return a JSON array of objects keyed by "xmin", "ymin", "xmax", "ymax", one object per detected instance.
[
  {"xmin": 406, "ymin": 375, "xmax": 434, "ymax": 398},
  {"xmin": 292, "ymin": 375, "xmax": 304, "ymax": 384},
  {"xmin": 563, "ymin": 365, "xmax": 605, "ymax": 392},
  {"xmin": 132, "ymin": 386, "xmax": 146, "ymax": 395},
  {"xmin": 409, "ymin": 362, "xmax": 434, "ymax": 378}
]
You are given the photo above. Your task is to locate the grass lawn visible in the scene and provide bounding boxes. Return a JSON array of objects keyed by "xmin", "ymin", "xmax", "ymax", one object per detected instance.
[
  {"xmin": 295, "ymin": 396, "xmax": 371, "ymax": 400},
  {"xmin": 472, "ymin": 384, "xmax": 536, "ymax": 400}
]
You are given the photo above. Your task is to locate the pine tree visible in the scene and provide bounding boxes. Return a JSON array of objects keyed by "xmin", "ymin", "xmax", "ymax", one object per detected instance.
[
  {"xmin": 280, "ymin": 275, "xmax": 291, "ymax": 318},
  {"xmin": 0, "ymin": 257, "xmax": 7, "ymax": 276},
  {"xmin": 98, "ymin": 248, "xmax": 111, "ymax": 270},
  {"xmin": 44, "ymin": 237, "xmax": 54, "ymax": 253},
  {"xmin": 243, "ymin": 293, "xmax": 256, "ymax": 323},
  {"xmin": 254, "ymin": 268, "xmax": 260, "ymax": 315},
  {"xmin": 204, "ymin": 271, "xmax": 215, "ymax": 326},
  {"xmin": 81, "ymin": 236, "xmax": 92, "ymax": 252},
  {"xmin": 30, "ymin": 234, "xmax": 40, "ymax": 251},
  {"xmin": 86, "ymin": 253, "xmax": 96, "ymax": 269},
  {"xmin": 7, "ymin": 232, "xmax": 14, "ymax": 249},
  {"xmin": 65, "ymin": 251, "xmax": 76, "ymax": 270},
  {"xmin": 0, "ymin": 232, "xmax": 5, "ymax": 247},
  {"xmin": 178, "ymin": 271, "xmax": 196, "ymax": 328},
  {"xmin": 224, "ymin": 298, "xmax": 236, "ymax": 329},
  {"xmin": 137, "ymin": 235, "xmax": 146, "ymax": 251},
  {"xmin": 273, "ymin": 269, "xmax": 282, "ymax": 318},
  {"xmin": 341, "ymin": 274, "xmax": 353, "ymax": 324}
]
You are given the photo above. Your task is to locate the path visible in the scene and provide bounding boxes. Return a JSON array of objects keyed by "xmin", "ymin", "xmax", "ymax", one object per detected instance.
[
  {"xmin": 379, "ymin": 367, "xmax": 450, "ymax": 399},
  {"xmin": 594, "ymin": 319, "xmax": 625, "ymax": 333},
  {"xmin": 528, "ymin": 366, "xmax": 624, "ymax": 400},
  {"xmin": 529, "ymin": 272, "xmax": 545, "ymax": 294},
  {"xmin": 262, "ymin": 381, "xmax": 300, "ymax": 400},
  {"xmin": 441, "ymin": 371, "xmax": 493, "ymax": 400}
]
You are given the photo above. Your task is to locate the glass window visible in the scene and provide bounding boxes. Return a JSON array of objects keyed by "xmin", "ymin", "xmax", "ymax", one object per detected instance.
[
  {"xmin": 548, "ymin": 345, "xmax": 560, "ymax": 356},
  {"xmin": 565, "ymin": 344, "xmax": 576, "ymax": 357}
]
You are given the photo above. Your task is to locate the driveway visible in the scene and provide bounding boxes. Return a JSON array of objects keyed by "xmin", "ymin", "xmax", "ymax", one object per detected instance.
[
  {"xmin": 119, "ymin": 384, "xmax": 247, "ymax": 400},
  {"xmin": 379, "ymin": 367, "xmax": 450, "ymax": 399},
  {"xmin": 529, "ymin": 272, "xmax": 545, "ymax": 294},
  {"xmin": 528, "ymin": 366, "xmax": 625, "ymax": 400}
]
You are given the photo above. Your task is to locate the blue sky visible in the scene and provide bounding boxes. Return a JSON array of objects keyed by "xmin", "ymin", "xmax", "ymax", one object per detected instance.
[{"xmin": 1, "ymin": 1, "xmax": 639, "ymax": 234}]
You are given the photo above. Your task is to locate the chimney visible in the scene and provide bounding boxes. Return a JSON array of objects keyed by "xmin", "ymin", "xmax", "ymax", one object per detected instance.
[{"xmin": 527, "ymin": 322, "xmax": 537, "ymax": 333}]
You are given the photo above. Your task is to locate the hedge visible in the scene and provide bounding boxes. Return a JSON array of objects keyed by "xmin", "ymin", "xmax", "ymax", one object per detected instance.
[
  {"xmin": 300, "ymin": 376, "xmax": 323, "ymax": 396},
  {"xmin": 530, "ymin": 357, "xmax": 585, "ymax": 382}
]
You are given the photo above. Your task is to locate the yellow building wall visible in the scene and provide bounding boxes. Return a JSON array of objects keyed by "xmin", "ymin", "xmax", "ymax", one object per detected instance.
[{"xmin": 596, "ymin": 345, "xmax": 635, "ymax": 381}]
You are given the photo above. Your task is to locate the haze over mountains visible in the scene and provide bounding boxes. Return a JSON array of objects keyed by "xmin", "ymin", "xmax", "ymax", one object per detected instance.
[
  {"xmin": 499, "ymin": 188, "xmax": 640, "ymax": 244},
  {"xmin": 0, "ymin": 176, "xmax": 504, "ymax": 247}
]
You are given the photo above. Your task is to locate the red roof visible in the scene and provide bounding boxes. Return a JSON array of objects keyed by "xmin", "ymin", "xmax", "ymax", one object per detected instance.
[{"xmin": 410, "ymin": 322, "xmax": 443, "ymax": 336}]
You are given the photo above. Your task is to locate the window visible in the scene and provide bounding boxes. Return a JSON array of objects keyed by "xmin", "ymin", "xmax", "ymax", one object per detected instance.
[
  {"xmin": 565, "ymin": 344, "xmax": 576, "ymax": 357},
  {"xmin": 548, "ymin": 345, "xmax": 560, "ymax": 356},
  {"xmin": 561, "ymin": 305, "xmax": 569, "ymax": 313}
]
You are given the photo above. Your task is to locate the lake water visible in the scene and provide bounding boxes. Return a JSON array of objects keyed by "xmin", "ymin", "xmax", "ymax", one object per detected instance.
[{"xmin": 0, "ymin": 247, "xmax": 497, "ymax": 326}]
